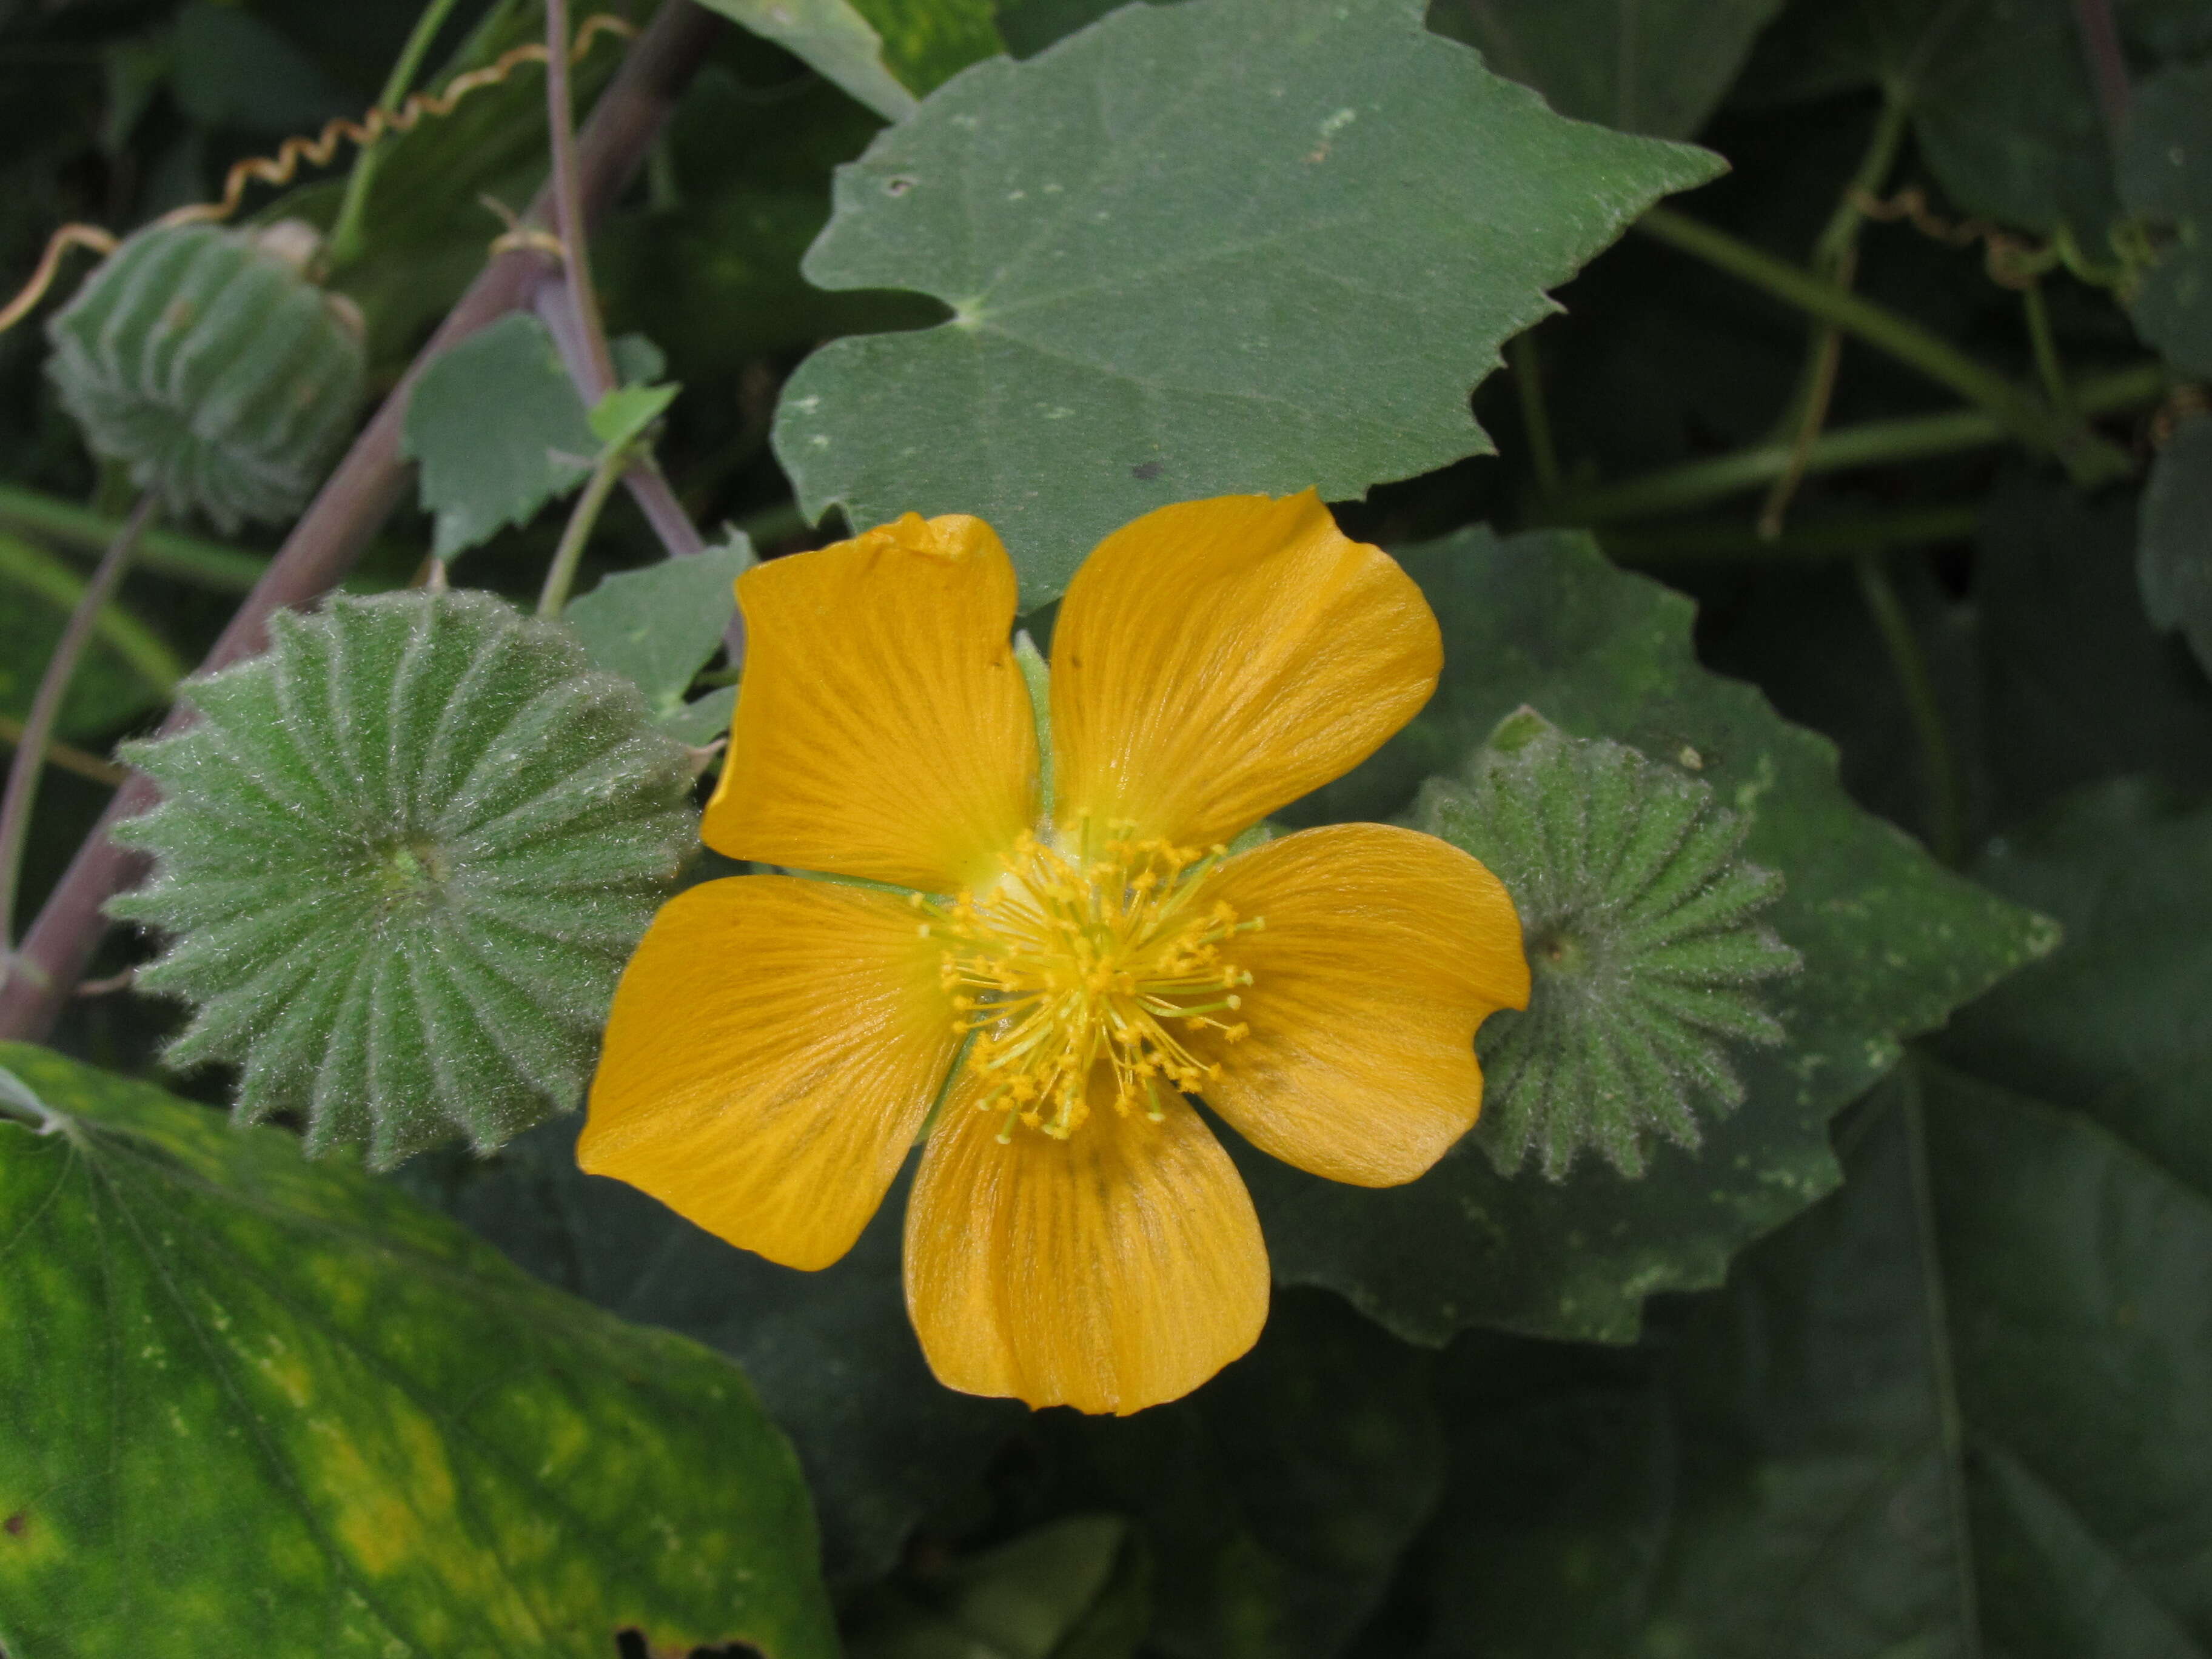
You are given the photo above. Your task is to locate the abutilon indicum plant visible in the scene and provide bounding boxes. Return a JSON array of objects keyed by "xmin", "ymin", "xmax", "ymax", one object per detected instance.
[{"xmin": 0, "ymin": 0, "xmax": 2205, "ymax": 1655}]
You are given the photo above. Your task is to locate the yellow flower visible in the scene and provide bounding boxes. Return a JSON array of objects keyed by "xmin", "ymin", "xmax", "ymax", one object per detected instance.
[{"xmin": 580, "ymin": 492, "xmax": 1529, "ymax": 1415}]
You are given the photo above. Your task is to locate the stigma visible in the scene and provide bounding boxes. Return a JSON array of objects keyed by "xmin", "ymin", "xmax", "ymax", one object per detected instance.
[{"xmin": 915, "ymin": 828, "xmax": 1264, "ymax": 1143}]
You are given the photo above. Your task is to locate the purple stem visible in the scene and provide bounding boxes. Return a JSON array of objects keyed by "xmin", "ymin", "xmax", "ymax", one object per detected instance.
[{"xmin": 0, "ymin": 0, "xmax": 725, "ymax": 1043}]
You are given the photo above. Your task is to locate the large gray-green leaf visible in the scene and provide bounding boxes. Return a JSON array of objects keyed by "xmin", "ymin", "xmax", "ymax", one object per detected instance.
[
  {"xmin": 1427, "ymin": 0, "xmax": 1789, "ymax": 139},
  {"xmin": 401, "ymin": 1120, "xmax": 1024, "ymax": 1583},
  {"xmin": 2120, "ymin": 59, "xmax": 2212, "ymax": 377},
  {"xmin": 1246, "ymin": 526, "xmax": 2052, "ymax": 1344},
  {"xmin": 774, "ymin": 0, "xmax": 1721, "ymax": 608},
  {"xmin": 2140, "ymin": 416, "xmax": 2212, "ymax": 679},
  {"xmin": 0, "ymin": 1043, "xmax": 837, "ymax": 1659}
]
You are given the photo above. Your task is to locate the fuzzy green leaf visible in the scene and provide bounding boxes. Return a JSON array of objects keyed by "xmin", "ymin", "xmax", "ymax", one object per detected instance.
[
  {"xmin": 2120, "ymin": 59, "xmax": 2212, "ymax": 376},
  {"xmin": 1428, "ymin": 0, "xmax": 1788, "ymax": 139},
  {"xmin": 773, "ymin": 0, "xmax": 1721, "ymax": 608},
  {"xmin": 566, "ymin": 535, "xmax": 754, "ymax": 707},
  {"xmin": 400, "ymin": 315, "xmax": 597, "ymax": 561},
  {"xmin": 566, "ymin": 534, "xmax": 756, "ymax": 740},
  {"xmin": 1248, "ymin": 526, "xmax": 2054, "ymax": 1344},
  {"xmin": 2140, "ymin": 416, "xmax": 2212, "ymax": 679},
  {"xmin": 108, "ymin": 591, "xmax": 697, "ymax": 1170},
  {"xmin": 587, "ymin": 381, "xmax": 680, "ymax": 454},
  {"xmin": 0, "ymin": 1043, "xmax": 837, "ymax": 1659},
  {"xmin": 401, "ymin": 1121, "xmax": 1024, "ymax": 1583}
]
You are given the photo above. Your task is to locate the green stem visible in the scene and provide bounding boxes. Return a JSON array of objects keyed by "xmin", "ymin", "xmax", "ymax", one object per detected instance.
[
  {"xmin": 1, "ymin": 495, "xmax": 155, "ymax": 953},
  {"xmin": 1603, "ymin": 504, "xmax": 1979, "ymax": 565},
  {"xmin": 1552, "ymin": 361, "xmax": 2168, "ymax": 524},
  {"xmin": 1761, "ymin": 96, "xmax": 1910, "ymax": 535},
  {"xmin": 326, "ymin": 0, "xmax": 468, "ymax": 269},
  {"xmin": 1637, "ymin": 206, "xmax": 2132, "ymax": 485},
  {"xmin": 1811, "ymin": 94, "xmax": 1914, "ymax": 276},
  {"xmin": 537, "ymin": 450, "xmax": 627, "ymax": 620},
  {"xmin": 0, "ymin": 529, "xmax": 185, "ymax": 697},
  {"xmin": 1854, "ymin": 551, "xmax": 1968, "ymax": 868},
  {"xmin": 1508, "ymin": 330, "xmax": 1562, "ymax": 501},
  {"xmin": 0, "ymin": 483, "xmax": 266, "ymax": 591},
  {"xmin": 2022, "ymin": 280, "xmax": 2071, "ymax": 414}
]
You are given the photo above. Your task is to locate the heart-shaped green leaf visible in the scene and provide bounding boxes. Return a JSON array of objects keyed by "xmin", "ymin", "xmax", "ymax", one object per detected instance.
[{"xmin": 774, "ymin": 0, "xmax": 1721, "ymax": 607}]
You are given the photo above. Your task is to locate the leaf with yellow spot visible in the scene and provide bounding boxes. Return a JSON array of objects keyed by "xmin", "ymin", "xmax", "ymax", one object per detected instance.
[{"xmin": 0, "ymin": 1043, "xmax": 837, "ymax": 1659}]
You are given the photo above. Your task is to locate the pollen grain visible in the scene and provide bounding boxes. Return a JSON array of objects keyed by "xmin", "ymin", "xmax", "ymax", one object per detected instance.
[{"xmin": 918, "ymin": 829, "xmax": 1262, "ymax": 1143}]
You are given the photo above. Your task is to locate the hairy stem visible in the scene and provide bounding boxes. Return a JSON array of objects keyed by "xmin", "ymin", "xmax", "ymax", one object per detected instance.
[
  {"xmin": 1855, "ymin": 551, "xmax": 1968, "ymax": 868},
  {"xmin": 1550, "ymin": 360, "xmax": 2167, "ymax": 524},
  {"xmin": 537, "ymin": 446, "xmax": 628, "ymax": 619},
  {"xmin": 326, "ymin": 0, "xmax": 469, "ymax": 268},
  {"xmin": 0, "ymin": 495, "xmax": 155, "ymax": 957},
  {"xmin": 1637, "ymin": 206, "xmax": 2133, "ymax": 486},
  {"xmin": 0, "ymin": 0, "xmax": 725, "ymax": 1043}
]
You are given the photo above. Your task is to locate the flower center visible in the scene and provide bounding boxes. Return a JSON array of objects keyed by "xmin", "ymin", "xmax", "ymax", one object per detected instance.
[{"xmin": 918, "ymin": 830, "xmax": 1264, "ymax": 1142}]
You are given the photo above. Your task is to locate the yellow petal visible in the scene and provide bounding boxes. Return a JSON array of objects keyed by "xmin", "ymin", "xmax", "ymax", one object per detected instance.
[
  {"xmin": 904, "ymin": 1075, "xmax": 1269, "ymax": 1415},
  {"xmin": 580, "ymin": 874, "xmax": 957, "ymax": 1271},
  {"xmin": 704, "ymin": 512, "xmax": 1037, "ymax": 894},
  {"xmin": 1050, "ymin": 492, "xmax": 1439, "ymax": 848},
  {"xmin": 1195, "ymin": 823, "xmax": 1529, "ymax": 1187}
]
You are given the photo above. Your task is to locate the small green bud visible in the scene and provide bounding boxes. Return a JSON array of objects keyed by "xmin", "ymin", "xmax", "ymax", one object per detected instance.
[
  {"xmin": 109, "ymin": 591, "xmax": 699, "ymax": 1170},
  {"xmin": 45, "ymin": 220, "xmax": 365, "ymax": 531},
  {"xmin": 1416, "ymin": 712, "xmax": 1800, "ymax": 1180}
]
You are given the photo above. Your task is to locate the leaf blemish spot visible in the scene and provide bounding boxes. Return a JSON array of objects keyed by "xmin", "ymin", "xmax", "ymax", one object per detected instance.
[
  {"xmin": 4, "ymin": 1511, "xmax": 26, "ymax": 1537},
  {"xmin": 1131, "ymin": 460, "xmax": 1164, "ymax": 480},
  {"xmin": 885, "ymin": 176, "xmax": 916, "ymax": 196}
]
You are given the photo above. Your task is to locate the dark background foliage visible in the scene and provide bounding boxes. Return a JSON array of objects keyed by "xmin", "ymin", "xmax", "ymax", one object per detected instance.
[{"xmin": 3, "ymin": 0, "xmax": 2210, "ymax": 1654}]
